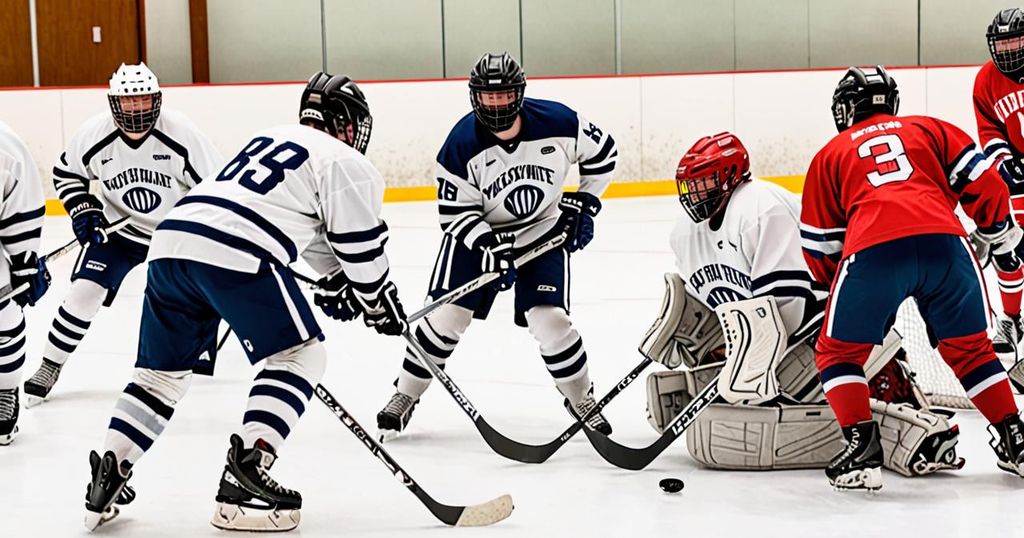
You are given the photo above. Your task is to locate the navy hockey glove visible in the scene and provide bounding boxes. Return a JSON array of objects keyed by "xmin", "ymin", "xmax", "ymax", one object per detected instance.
[
  {"xmin": 998, "ymin": 156, "xmax": 1024, "ymax": 187},
  {"xmin": 314, "ymin": 271, "xmax": 360, "ymax": 322},
  {"xmin": 357, "ymin": 282, "xmax": 408, "ymax": 336},
  {"xmin": 68, "ymin": 194, "xmax": 110, "ymax": 246},
  {"xmin": 10, "ymin": 252, "xmax": 50, "ymax": 307},
  {"xmin": 478, "ymin": 232, "xmax": 516, "ymax": 291},
  {"xmin": 558, "ymin": 191, "xmax": 601, "ymax": 252}
]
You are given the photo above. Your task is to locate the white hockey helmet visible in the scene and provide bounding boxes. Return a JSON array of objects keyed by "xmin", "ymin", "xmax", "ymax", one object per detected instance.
[{"xmin": 108, "ymin": 63, "xmax": 162, "ymax": 134}]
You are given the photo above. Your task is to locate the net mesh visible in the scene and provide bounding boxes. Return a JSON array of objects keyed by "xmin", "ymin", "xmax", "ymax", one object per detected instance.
[{"xmin": 893, "ymin": 299, "xmax": 975, "ymax": 409}]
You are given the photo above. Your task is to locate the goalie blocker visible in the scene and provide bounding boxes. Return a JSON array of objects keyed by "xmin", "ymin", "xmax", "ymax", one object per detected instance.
[{"xmin": 641, "ymin": 274, "xmax": 963, "ymax": 477}]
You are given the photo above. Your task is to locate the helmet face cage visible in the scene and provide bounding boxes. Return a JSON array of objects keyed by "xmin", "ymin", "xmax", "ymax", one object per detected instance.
[
  {"xmin": 108, "ymin": 92, "xmax": 162, "ymax": 134},
  {"xmin": 988, "ymin": 9, "xmax": 1024, "ymax": 77},
  {"xmin": 676, "ymin": 168, "xmax": 732, "ymax": 223},
  {"xmin": 334, "ymin": 111, "xmax": 372, "ymax": 155},
  {"xmin": 470, "ymin": 84, "xmax": 525, "ymax": 132}
]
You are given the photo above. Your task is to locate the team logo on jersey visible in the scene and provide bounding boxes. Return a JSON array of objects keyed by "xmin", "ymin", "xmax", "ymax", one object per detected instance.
[
  {"xmin": 541, "ymin": 146, "xmax": 555, "ymax": 155},
  {"xmin": 121, "ymin": 187, "xmax": 162, "ymax": 214},
  {"xmin": 153, "ymin": 154, "xmax": 170, "ymax": 161},
  {"xmin": 101, "ymin": 158, "xmax": 113, "ymax": 165},
  {"xmin": 504, "ymin": 184, "xmax": 545, "ymax": 219}
]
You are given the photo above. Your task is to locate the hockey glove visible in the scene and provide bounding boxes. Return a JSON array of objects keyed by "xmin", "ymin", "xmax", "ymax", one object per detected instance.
[
  {"xmin": 998, "ymin": 155, "xmax": 1024, "ymax": 186},
  {"xmin": 976, "ymin": 217, "xmax": 1023, "ymax": 258},
  {"xmin": 357, "ymin": 282, "xmax": 408, "ymax": 336},
  {"xmin": 477, "ymin": 232, "xmax": 516, "ymax": 291},
  {"xmin": 558, "ymin": 191, "xmax": 601, "ymax": 252},
  {"xmin": 314, "ymin": 271, "xmax": 360, "ymax": 322},
  {"xmin": 10, "ymin": 252, "xmax": 50, "ymax": 307},
  {"xmin": 68, "ymin": 194, "xmax": 111, "ymax": 246}
]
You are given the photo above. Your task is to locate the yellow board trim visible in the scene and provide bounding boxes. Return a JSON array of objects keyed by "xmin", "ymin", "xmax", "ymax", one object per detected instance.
[{"xmin": 42, "ymin": 175, "xmax": 807, "ymax": 215}]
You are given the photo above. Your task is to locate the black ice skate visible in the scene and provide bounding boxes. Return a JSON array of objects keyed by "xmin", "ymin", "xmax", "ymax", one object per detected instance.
[
  {"xmin": 211, "ymin": 434, "xmax": 301, "ymax": 532},
  {"xmin": 826, "ymin": 420, "xmax": 883, "ymax": 491},
  {"xmin": 909, "ymin": 424, "xmax": 965, "ymax": 475},
  {"xmin": 993, "ymin": 315, "xmax": 1023, "ymax": 363},
  {"xmin": 84, "ymin": 450, "xmax": 135, "ymax": 531},
  {"xmin": 377, "ymin": 391, "xmax": 418, "ymax": 442},
  {"xmin": 0, "ymin": 388, "xmax": 19, "ymax": 445},
  {"xmin": 563, "ymin": 385, "xmax": 613, "ymax": 435},
  {"xmin": 23, "ymin": 359, "xmax": 63, "ymax": 407},
  {"xmin": 989, "ymin": 413, "xmax": 1024, "ymax": 477}
]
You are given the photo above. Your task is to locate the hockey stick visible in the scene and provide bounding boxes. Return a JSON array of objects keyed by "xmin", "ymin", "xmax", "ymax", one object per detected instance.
[
  {"xmin": 314, "ymin": 383, "xmax": 514, "ymax": 526},
  {"xmin": 0, "ymin": 216, "xmax": 131, "ymax": 303},
  {"xmin": 290, "ymin": 232, "xmax": 567, "ymax": 326}
]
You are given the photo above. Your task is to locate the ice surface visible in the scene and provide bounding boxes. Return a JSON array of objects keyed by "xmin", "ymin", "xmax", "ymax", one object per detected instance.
[{"xmin": 3, "ymin": 197, "xmax": 1022, "ymax": 537}]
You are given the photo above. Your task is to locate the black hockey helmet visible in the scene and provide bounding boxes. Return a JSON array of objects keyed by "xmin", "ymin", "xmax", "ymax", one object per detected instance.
[
  {"xmin": 831, "ymin": 66, "xmax": 899, "ymax": 132},
  {"xmin": 987, "ymin": 8, "xmax": 1024, "ymax": 79},
  {"xmin": 469, "ymin": 52, "xmax": 526, "ymax": 133},
  {"xmin": 299, "ymin": 72, "xmax": 373, "ymax": 153}
]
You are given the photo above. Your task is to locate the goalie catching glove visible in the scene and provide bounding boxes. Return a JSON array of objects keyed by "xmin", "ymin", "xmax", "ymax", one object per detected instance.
[{"xmin": 638, "ymin": 273, "xmax": 723, "ymax": 369}]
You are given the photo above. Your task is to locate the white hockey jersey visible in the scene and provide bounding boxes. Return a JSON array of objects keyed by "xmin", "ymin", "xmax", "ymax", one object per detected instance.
[
  {"xmin": 669, "ymin": 179, "xmax": 827, "ymax": 343},
  {"xmin": 0, "ymin": 122, "xmax": 45, "ymax": 270},
  {"xmin": 436, "ymin": 98, "xmax": 617, "ymax": 248},
  {"xmin": 148, "ymin": 123, "xmax": 391, "ymax": 300},
  {"xmin": 53, "ymin": 109, "xmax": 223, "ymax": 244}
]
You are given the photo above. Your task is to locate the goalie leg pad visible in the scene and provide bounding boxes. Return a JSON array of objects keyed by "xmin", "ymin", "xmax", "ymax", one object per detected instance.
[
  {"xmin": 638, "ymin": 273, "xmax": 723, "ymax": 369},
  {"xmin": 645, "ymin": 365, "xmax": 722, "ymax": 433},
  {"xmin": 715, "ymin": 295, "xmax": 787, "ymax": 403},
  {"xmin": 685, "ymin": 403, "xmax": 845, "ymax": 470},
  {"xmin": 870, "ymin": 399, "xmax": 965, "ymax": 477},
  {"xmin": 776, "ymin": 341, "xmax": 823, "ymax": 403}
]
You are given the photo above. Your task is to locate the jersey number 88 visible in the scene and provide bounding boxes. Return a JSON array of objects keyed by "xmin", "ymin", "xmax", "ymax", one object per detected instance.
[{"xmin": 216, "ymin": 136, "xmax": 310, "ymax": 195}]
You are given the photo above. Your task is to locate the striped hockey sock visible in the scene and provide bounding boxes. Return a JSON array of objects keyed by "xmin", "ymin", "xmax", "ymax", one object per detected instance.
[
  {"xmin": 959, "ymin": 360, "xmax": 1020, "ymax": 424},
  {"xmin": 997, "ymin": 267, "xmax": 1024, "ymax": 317},
  {"xmin": 820, "ymin": 362, "xmax": 872, "ymax": 427},
  {"xmin": 242, "ymin": 368, "xmax": 315, "ymax": 449},
  {"xmin": 397, "ymin": 319, "xmax": 457, "ymax": 397},
  {"xmin": 45, "ymin": 306, "xmax": 93, "ymax": 365},
  {"xmin": 104, "ymin": 382, "xmax": 175, "ymax": 465},
  {"xmin": 0, "ymin": 318, "xmax": 26, "ymax": 389}
]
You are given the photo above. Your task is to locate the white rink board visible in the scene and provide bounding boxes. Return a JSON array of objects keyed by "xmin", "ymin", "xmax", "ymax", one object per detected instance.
[{"xmin": 0, "ymin": 65, "xmax": 985, "ymax": 198}]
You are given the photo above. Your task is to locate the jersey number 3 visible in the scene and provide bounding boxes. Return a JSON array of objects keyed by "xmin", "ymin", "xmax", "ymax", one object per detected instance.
[
  {"xmin": 858, "ymin": 134, "xmax": 913, "ymax": 187},
  {"xmin": 216, "ymin": 136, "xmax": 310, "ymax": 194}
]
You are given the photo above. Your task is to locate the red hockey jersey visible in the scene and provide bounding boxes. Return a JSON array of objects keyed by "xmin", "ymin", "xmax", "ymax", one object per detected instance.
[
  {"xmin": 973, "ymin": 60, "xmax": 1024, "ymax": 161},
  {"xmin": 800, "ymin": 114, "xmax": 1010, "ymax": 285}
]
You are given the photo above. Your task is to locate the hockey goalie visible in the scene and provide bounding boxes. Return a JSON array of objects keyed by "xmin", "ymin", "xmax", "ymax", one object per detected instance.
[{"xmin": 641, "ymin": 132, "xmax": 964, "ymax": 476}]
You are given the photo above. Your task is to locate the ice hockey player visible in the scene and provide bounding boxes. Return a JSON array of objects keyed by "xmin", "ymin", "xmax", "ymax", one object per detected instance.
[
  {"xmin": 82, "ymin": 72, "xmax": 408, "ymax": 532},
  {"xmin": 22, "ymin": 63, "xmax": 222, "ymax": 405},
  {"xmin": 973, "ymin": 7, "xmax": 1024, "ymax": 378},
  {"xmin": 803, "ymin": 65, "xmax": 1024, "ymax": 491},
  {"xmin": 642, "ymin": 132, "xmax": 963, "ymax": 478},
  {"xmin": 376, "ymin": 52, "xmax": 618, "ymax": 439},
  {"xmin": 0, "ymin": 121, "xmax": 50, "ymax": 445}
]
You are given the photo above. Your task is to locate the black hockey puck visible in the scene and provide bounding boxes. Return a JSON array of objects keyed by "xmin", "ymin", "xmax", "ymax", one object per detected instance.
[{"xmin": 659, "ymin": 477, "xmax": 684, "ymax": 493}]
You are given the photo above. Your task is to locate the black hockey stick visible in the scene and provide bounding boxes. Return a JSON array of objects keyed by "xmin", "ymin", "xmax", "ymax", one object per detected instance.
[
  {"xmin": 314, "ymin": 383, "xmax": 513, "ymax": 526},
  {"xmin": 582, "ymin": 376, "xmax": 721, "ymax": 470},
  {"xmin": 0, "ymin": 216, "xmax": 131, "ymax": 303}
]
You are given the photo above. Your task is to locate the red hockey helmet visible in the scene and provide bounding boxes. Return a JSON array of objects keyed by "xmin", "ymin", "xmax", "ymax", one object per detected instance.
[{"xmin": 675, "ymin": 132, "xmax": 751, "ymax": 222}]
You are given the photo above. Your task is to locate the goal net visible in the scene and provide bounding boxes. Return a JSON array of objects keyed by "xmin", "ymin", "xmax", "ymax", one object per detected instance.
[{"xmin": 893, "ymin": 299, "xmax": 975, "ymax": 409}]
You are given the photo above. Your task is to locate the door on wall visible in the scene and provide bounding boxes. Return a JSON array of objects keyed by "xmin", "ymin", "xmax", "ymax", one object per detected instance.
[
  {"xmin": 37, "ymin": 0, "xmax": 145, "ymax": 86},
  {"xmin": 0, "ymin": 0, "xmax": 34, "ymax": 86}
]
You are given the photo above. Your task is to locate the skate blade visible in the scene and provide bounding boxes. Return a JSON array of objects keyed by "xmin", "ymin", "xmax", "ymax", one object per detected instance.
[
  {"xmin": 22, "ymin": 394, "xmax": 46, "ymax": 409},
  {"xmin": 996, "ymin": 460, "xmax": 1024, "ymax": 478},
  {"xmin": 454, "ymin": 494, "xmax": 514, "ymax": 527},
  {"xmin": 211, "ymin": 502, "xmax": 300, "ymax": 532},
  {"xmin": 377, "ymin": 428, "xmax": 401, "ymax": 443},
  {"xmin": 84, "ymin": 505, "xmax": 119, "ymax": 532},
  {"xmin": 831, "ymin": 467, "xmax": 882, "ymax": 492},
  {"xmin": 0, "ymin": 426, "xmax": 18, "ymax": 446}
]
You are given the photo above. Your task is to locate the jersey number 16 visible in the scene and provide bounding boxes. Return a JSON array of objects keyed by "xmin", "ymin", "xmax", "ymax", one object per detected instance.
[
  {"xmin": 216, "ymin": 136, "xmax": 310, "ymax": 194},
  {"xmin": 858, "ymin": 134, "xmax": 914, "ymax": 187}
]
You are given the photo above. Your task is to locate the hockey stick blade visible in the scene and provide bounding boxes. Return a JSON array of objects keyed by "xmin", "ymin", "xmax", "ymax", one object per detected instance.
[
  {"xmin": 314, "ymin": 383, "xmax": 513, "ymax": 526},
  {"xmin": 582, "ymin": 377, "xmax": 721, "ymax": 470}
]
